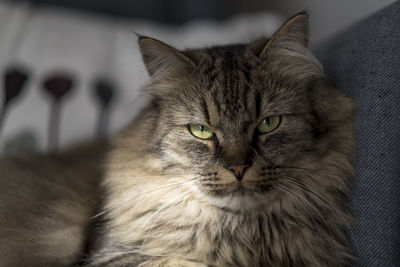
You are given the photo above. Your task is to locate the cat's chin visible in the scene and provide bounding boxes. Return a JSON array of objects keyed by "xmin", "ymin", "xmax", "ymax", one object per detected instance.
[{"xmin": 201, "ymin": 189, "xmax": 279, "ymax": 213}]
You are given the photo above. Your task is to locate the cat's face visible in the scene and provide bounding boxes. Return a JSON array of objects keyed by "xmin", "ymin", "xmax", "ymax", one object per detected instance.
[
  {"xmin": 138, "ymin": 14, "xmax": 355, "ymax": 211},
  {"xmin": 154, "ymin": 55, "xmax": 315, "ymax": 210}
]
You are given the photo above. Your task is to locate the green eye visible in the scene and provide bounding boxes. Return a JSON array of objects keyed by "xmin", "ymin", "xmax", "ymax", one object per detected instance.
[
  {"xmin": 188, "ymin": 124, "xmax": 214, "ymax": 139},
  {"xmin": 257, "ymin": 115, "xmax": 281, "ymax": 134}
]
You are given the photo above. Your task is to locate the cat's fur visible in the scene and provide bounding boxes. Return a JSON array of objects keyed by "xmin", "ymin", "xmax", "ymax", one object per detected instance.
[
  {"xmin": 0, "ymin": 143, "xmax": 107, "ymax": 266},
  {"xmin": 0, "ymin": 13, "xmax": 356, "ymax": 267}
]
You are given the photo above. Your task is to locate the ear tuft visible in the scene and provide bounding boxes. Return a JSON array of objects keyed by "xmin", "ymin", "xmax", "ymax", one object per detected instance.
[
  {"xmin": 260, "ymin": 12, "xmax": 310, "ymax": 58},
  {"xmin": 138, "ymin": 36, "xmax": 195, "ymax": 76}
]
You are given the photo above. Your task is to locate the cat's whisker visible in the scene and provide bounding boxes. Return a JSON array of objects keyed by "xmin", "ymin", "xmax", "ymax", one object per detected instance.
[
  {"xmin": 250, "ymin": 147, "xmax": 350, "ymax": 179},
  {"xmin": 91, "ymin": 176, "xmax": 201, "ymax": 219},
  {"xmin": 175, "ymin": 202, "xmax": 190, "ymax": 229},
  {"xmin": 280, "ymin": 176, "xmax": 344, "ymax": 216},
  {"xmin": 116, "ymin": 246, "xmax": 169, "ymax": 259},
  {"xmin": 274, "ymin": 183, "xmax": 320, "ymax": 226},
  {"xmin": 108, "ymin": 173, "xmax": 199, "ymax": 189},
  {"xmin": 275, "ymin": 182, "xmax": 339, "ymax": 255},
  {"xmin": 92, "ymin": 183, "xmax": 184, "ymax": 219},
  {"xmin": 320, "ymin": 148, "xmax": 355, "ymax": 159},
  {"xmin": 280, "ymin": 175, "xmax": 353, "ymax": 240},
  {"xmin": 279, "ymin": 176, "xmax": 337, "ymax": 208},
  {"xmin": 280, "ymin": 177, "xmax": 354, "ymax": 248},
  {"xmin": 97, "ymin": 246, "xmax": 168, "ymax": 259},
  {"xmin": 133, "ymin": 191, "xmax": 190, "ymax": 243},
  {"xmin": 279, "ymin": 165, "xmax": 346, "ymax": 178},
  {"xmin": 105, "ymin": 186, "xmax": 182, "ymax": 217},
  {"xmin": 127, "ymin": 176, "xmax": 201, "ymax": 197},
  {"xmin": 140, "ymin": 193, "xmax": 192, "ymax": 250}
]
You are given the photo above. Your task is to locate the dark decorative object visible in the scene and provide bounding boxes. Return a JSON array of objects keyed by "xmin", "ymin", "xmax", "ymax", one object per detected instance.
[
  {"xmin": 42, "ymin": 72, "xmax": 75, "ymax": 151},
  {"xmin": 93, "ymin": 77, "xmax": 116, "ymax": 138},
  {"xmin": 0, "ymin": 66, "xmax": 30, "ymax": 139}
]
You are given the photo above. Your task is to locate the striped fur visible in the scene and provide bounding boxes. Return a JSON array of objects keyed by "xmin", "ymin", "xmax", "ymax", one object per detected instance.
[{"xmin": 89, "ymin": 13, "xmax": 356, "ymax": 267}]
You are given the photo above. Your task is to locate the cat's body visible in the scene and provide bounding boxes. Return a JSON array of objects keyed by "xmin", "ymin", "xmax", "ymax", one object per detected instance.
[
  {"xmin": 0, "ymin": 13, "xmax": 356, "ymax": 267},
  {"xmin": 0, "ymin": 143, "xmax": 106, "ymax": 266}
]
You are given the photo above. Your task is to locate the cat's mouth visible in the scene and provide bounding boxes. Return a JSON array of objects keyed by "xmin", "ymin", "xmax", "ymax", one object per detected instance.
[
  {"xmin": 198, "ymin": 181, "xmax": 279, "ymax": 212},
  {"xmin": 201, "ymin": 180, "xmax": 276, "ymax": 197}
]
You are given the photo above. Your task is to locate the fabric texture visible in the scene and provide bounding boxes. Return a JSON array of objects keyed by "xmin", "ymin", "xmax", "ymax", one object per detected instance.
[{"xmin": 315, "ymin": 2, "xmax": 400, "ymax": 266}]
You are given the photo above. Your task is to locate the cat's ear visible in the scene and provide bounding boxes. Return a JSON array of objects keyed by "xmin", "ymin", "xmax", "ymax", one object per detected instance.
[
  {"xmin": 138, "ymin": 36, "xmax": 195, "ymax": 76},
  {"xmin": 260, "ymin": 12, "xmax": 309, "ymax": 58},
  {"xmin": 256, "ymin": 12, "xmax": 323, "ymax": 79}
]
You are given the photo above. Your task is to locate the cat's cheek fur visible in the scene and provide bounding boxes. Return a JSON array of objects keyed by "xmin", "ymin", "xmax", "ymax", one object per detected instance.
[{"xmin": 160, "ymin": 132, "xmax": 213, "ymax": 169}]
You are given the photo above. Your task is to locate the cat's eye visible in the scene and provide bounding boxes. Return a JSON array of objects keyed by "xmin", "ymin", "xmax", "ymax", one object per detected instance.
[
  {"xmin": 188, "ymin": 124, "xmax": 214, "ymax": 139},
  {"xmin": 257, "ymin": 115, "xmax": 281, "ymax": 134}
]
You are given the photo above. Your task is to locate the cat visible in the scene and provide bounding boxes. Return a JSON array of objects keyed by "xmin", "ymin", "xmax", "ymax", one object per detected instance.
[{"xmin": 0, "ymin": 12, "xmax": 356, "ymax": 267}]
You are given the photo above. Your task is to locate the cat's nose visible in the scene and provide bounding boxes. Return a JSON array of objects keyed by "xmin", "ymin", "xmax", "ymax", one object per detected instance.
[{"xmin": 228, "ymin": 164, "xmax": 250, "ymax": 181}]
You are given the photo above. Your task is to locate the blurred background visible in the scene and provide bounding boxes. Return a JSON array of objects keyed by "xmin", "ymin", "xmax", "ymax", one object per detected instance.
[{"xmin": 0, "ymin": 0, "xmax": 395, "ymax": 155}]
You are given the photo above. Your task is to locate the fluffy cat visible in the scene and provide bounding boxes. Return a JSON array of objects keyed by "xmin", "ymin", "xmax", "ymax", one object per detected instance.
[{"xmin": 0, "ymin": 12, "xmax": 356, "ymax": 267}]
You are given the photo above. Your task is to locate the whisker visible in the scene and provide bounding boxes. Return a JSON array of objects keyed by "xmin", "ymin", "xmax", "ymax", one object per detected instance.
[
  {"xmin": 92, "ymin": 182, "xmax": 184, "ymax": 219},
  {"xmin": 279, "ymin": 176, "xmax": 353, "ymax": 243},
  {"xmin": 133, "ymin": 191, "xmax": 190, "ymax": 246},
  {"xmin": 91, "ymin": 175, "xmax": 201, "ymax": 219},
  {"xmin": 283, "ymin": 176, "xmax": 352, "ymax": 219},
  {"xmin": 279, "ymin": 165, "xmax": 345, "ymax": 178},
  {"xmin": 176, "ymin": 203, "xmax": 190, "ymax": 229},
  {"xmin": 140, "ymin": 193, "xmax": 191, "ymax": 250},
  {"xmin": 322, "ymin": 148, "xmax": 355, "ymax": 159},
  {"xmin": 276, "ymin": 182, "xmax": 339, "ymax": 254},
  {"xmin": 280, "ymin": 176, "xmax": 344, "ymax": 216}
]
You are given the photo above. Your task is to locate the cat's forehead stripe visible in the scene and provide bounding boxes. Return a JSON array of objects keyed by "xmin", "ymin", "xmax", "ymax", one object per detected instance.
[{"xmin": 198, "ymin": 47, "xmax": 257, "ymax": 127}]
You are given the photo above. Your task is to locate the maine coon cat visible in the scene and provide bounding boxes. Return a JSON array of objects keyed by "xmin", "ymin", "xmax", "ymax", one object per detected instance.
[{"xmin": 0, "ymin": 12, "xmax": 356, "ymax": 266}]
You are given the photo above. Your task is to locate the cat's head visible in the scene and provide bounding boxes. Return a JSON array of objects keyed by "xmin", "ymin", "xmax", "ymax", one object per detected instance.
[{"xmin": 135, "ymin": 13, "xmax": 356, "ymax": 212}]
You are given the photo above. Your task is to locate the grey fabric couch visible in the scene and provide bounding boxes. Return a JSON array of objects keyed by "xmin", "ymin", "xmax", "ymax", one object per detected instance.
[{"xmin": 316, "ymin": 1, "xmax": 400, "ymax": 266}]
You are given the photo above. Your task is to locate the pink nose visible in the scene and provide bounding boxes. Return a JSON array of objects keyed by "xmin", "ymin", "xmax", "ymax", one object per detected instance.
[{"xmin": 228, "ymin": 165, "xmax": 250, "ymax": 181}]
